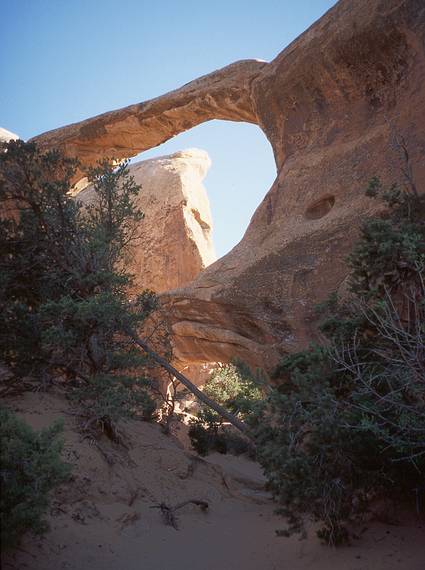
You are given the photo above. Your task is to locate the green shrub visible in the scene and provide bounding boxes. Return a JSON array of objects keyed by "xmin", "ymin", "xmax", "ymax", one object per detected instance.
[
  {"xmin": 0, "ymin": 141, "xmax": 162, "ymax": 432},
  {"xmin": 252, "ymin": 172, "xmax": 425, "ymax": 544},
  {"xmin": 252, "ymin": 337, "xmax": 425, "ymax": 544},
  {"xmin": 0, "ymin": 407, "xmax": 70, "ymax": 549},
  {"xmin": 188, "ymin": 362, "xmax": 263, "ymax": 456},
  {"xmin": 188, "ymin": 409, "xmax": 227, "ymax": 456},
  {"xmin": 203, "ymin": 361, "xmax": 264, "ymax": 417},
  {"xmin": 72, "ymin": 373, "xmax": 157, "ymax": 437}
]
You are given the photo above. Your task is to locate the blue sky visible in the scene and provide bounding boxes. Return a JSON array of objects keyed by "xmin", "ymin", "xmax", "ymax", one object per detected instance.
[{"xmin": 2, "ymin": 0, "xmax": 336, "ymax": 257}]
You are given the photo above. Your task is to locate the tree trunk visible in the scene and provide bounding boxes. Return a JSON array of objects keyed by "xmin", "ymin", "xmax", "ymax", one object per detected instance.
[{"xmin": 127, "ymin": 329, "xmax": 250, "ymax": 436}]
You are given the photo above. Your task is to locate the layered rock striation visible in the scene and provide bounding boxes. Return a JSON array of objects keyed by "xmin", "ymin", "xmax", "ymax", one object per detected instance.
[{"xmin": 32, "ymin": 0, "xmax": 425, "ymax": 370}]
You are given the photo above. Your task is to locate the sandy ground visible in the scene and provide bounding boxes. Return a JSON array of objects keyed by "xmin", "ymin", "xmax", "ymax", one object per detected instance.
[{"xmin": 2, "ymin": 391, "xmax": 424, "ymax": 570}]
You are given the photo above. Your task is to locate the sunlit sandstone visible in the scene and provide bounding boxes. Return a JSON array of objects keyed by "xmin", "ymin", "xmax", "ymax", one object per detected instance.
[{"xmin": 31, "ymin": 0, "xmax": 425, "ymax": 370}]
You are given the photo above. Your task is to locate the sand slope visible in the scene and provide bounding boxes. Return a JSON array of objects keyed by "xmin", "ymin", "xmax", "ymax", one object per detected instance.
[{"xmin": 2, "ymin": 392, "xmax": 424, "ymax": 570}]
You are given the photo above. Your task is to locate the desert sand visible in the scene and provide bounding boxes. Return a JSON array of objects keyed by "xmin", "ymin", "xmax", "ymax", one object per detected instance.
[{"xmin": 2, "ymin": 391, "xmax": 424, "ymax": 570}]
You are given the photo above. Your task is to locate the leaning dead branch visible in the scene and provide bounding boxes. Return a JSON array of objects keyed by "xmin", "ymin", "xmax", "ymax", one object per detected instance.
[
  {"xmin": 126, "ymin": 328, "xmax": 251, "ymax": 436},
  {"xmin": 151, "ymin": 499, "xmax": 209, "ymax": 529}
]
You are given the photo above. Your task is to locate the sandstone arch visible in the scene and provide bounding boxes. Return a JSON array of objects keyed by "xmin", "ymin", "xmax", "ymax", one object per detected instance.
[
  {"xmin": 32, "ymin": 60, "xmax": 267, "ymax": 171},
  {"xmin": 31, "ymin": 0, "xmax": 425, "ymax": 371}
]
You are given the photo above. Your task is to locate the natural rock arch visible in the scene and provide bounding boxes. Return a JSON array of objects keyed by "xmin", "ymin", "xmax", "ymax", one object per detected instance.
[
  {"xmin": 32, "ymin": 60, "xmax": 267, "ymax": 171},
  {"xmin": 32, "ymin": 0, "xmax": 425, "ymax": 371}
]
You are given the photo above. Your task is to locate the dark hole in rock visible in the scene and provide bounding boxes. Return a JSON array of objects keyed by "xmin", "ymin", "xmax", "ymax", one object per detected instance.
[{"xmin": 305, "ymin": 195, "xmax": 335, "ymax": 220}]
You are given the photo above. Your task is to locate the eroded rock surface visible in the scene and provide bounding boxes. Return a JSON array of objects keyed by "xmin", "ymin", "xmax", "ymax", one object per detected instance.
[
  {"xmin": 32, "ymin": 0, "xmax": 425, "ymax": 370},
  {"xmin": 76, "ymin": 149, "xmax": 215, "ymax": 293}
]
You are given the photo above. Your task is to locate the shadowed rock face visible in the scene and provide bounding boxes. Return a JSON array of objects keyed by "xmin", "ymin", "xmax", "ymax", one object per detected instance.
[{"xmin": 32, "ymin": 0, "xmax": 425, "ymax": 370}]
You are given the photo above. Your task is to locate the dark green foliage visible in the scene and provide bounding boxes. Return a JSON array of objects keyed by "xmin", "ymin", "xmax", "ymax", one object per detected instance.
[
  {"xmin": 188, "ymin": 409, "xmax": 227, "ymax": 456},
  {"xmin": 0, "ymin": 140, "xmax": 159, "ymax": 431},
  {"xmin": 201, "ymin": 361, "xmax": 263, "ymax": 418},
  {"xmin": 253, "ymin": 339, "xmax": 425, "ymax": 544},
  {"xmin": 188, "ymin": 362, "xmax": 263, "ymax": 456},
  {"xmin": 71, "ymin": 373, "xmax": 156, "ymax": 429},
  {"xmin": 0, "ymin": 142, "xmax": 79, "ymax": 378},
  {"xmin": 0, "ymin": 407, "xmax": 70, "ymax": 549},
  {"xmin": 253, "ymin": 173, "xmax": 425, "ymax": 544},
  {"xmin": 350, "ymin": 175, "xmax": 424, "ymax": 300}
]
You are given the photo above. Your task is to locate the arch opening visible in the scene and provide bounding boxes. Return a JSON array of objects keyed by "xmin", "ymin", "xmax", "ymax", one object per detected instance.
[{"xmin": 132, "ymin": 120, "xmax": 276, "ymax": 259}]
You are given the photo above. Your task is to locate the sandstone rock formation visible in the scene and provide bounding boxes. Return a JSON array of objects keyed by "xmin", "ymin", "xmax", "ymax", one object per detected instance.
[
  {"xmin": 0, "ymin": 127, "xmax": 19, "ymax": 144},
  {"xmin": 76, "ymin": 149, "xmax": 215, "ymax": 293},
  {"xmin": 31, "ymin": 0, "xmax": 425, "ymax": 371}
]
